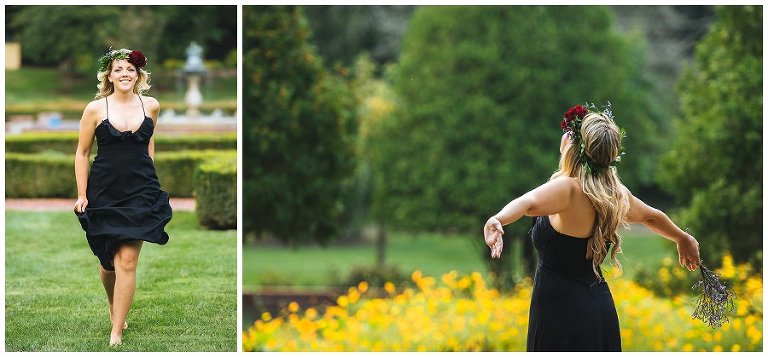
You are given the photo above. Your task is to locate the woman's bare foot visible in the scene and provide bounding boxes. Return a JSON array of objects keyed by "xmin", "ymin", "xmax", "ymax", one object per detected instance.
[
  {"xmin": 109, "ymin": 332, "xmax": 122, "ymax": 347},
  {"xmin": 109, "ymin": 310, "xmax": 128, "ymax": 330}
]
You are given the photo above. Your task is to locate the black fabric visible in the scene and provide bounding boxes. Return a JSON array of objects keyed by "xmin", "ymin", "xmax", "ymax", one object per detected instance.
[
  {"xmin": 75, "ymin": 97, "xmax": 172, "ymax": 271},
  {"xmin": 526, "ymin": 215, "xmax": 621, "ymax": 352}
]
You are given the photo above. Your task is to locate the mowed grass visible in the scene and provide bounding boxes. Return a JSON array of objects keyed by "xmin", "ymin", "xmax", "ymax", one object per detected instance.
[
  {"xmin": 5, "ymin": 67, "xmax": 236, "ymax": 105},
  {"xmin": 243, "ymin": 225, "xmax": 675, "ymax": 290},
  {"xmin": 5, "ymin": 211, "xmax": 237, "ymax": 352}
]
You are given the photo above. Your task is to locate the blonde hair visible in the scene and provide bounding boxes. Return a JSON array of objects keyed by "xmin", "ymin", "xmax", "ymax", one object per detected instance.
[
  {"xmin": 550, "ymin": 112, "xmax": 629, "ymax": 281},
  {"xmin": 94, "ymin": 48, "xmax": 151, "ymax": 99}
]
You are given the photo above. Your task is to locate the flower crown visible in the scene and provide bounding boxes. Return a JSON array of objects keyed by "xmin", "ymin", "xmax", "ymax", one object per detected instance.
[
  {"xmin": 560, "ymin": 102, "xmax": 626, "ymax": 175},
  {"xmin": 97, "ymin": 48, "xmax": 148, "ymax": 72}
]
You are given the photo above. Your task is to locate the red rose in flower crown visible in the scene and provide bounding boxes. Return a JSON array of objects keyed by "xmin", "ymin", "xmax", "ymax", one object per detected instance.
[
  {"xmin": 128, "ymin": 50, "xmax": 147, "ymax": 69},
  {"xmin": 561, "ymin": 105, "xmax": 588, "ymax": 132}
]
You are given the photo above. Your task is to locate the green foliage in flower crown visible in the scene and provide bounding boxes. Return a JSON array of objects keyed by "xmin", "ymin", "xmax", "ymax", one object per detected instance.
[
  {"xmin": 568, "ymin": 102, "xmax": 627, "ymax": 176},
  {"xmin": 97, "ymin": 48, "xmax": 129, "ymax": 72}
]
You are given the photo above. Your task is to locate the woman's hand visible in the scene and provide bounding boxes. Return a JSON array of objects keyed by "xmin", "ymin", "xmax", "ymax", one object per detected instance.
[
  {"xmin": 74, "ymin": 196, "xmax": 88, "ymax": 214},
  {"xmin": 676, "ymin": 234, "xmax": 701, "ymax": 271},
  {"xmin": 484, "ymin": 216, "xmax": 505, "ymax": 258}
]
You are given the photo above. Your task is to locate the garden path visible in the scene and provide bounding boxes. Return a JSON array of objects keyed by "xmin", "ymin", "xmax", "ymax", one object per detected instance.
[{"xmin": 5, "ymin": 198, "xmax": 196, "ymax": 211}]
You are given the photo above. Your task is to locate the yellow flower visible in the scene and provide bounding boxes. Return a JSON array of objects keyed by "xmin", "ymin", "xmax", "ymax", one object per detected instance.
[
  {"xmin": 713, "ymin": 345, "xmax": 723, "ymax": 352},
  {"xmin": 719, "ymin": 253, "xmax": 735, "ymax": 279},
  {"xmin": 348, "ymin": 289, "xmax": 360, "ymax": 304},
  {"xmin": 733, "ymin": 319, "xmax": 742, "ymax": 331},
  {"xmin": 384, "ymin": 281, "xmax": 396, "ymax": 295},
  {"xmin": 457, "ymin": 276, "xmax": 471, "ymax": 289},
  {"xmin": 305, "ymin": 307, "xmax": 318, "ymax": 320},
  {"xmin": 337, "ymin": 295, "xmax": 349, "ymax": 308},
  {"xmin": 288, "ymin": 301, "xmax": 299, "ymax": 313},
  {"xmin": 358, "ymin": 281, "xmax": 369, "ymax": 294},
  {"xmin": 658, "ymin": 267, "xmax": 670, "ymax": 284},
  {"xmin": 242, "ymin": 269, "xmax": 765, "ymax": 352}
]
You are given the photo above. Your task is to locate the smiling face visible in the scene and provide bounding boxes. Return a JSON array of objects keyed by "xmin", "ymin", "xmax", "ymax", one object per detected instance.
[{"xmin": 108, "ymin": 59, "xmax": 138, "ymax": 93}]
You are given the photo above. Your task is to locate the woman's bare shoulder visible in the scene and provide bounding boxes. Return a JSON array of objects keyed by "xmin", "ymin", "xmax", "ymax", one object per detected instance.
[
  {"xmin": 550, "ymin": 175, "xmax": 581, "ymax": 192},
  {"xmin": 83, "ymin": 99, "xmax": 106, "ymax": 122},
  {"xmin": 140, "ymin": 95, "xmax": 160, "ymax": 111}
]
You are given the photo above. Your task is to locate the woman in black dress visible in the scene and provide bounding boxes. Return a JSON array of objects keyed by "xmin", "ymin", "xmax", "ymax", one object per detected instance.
[
  {"xmin": 483, "ymin": 104, "xmax": 701, "ymax": 351},
  {"xmin": 74, "ymin": 48, "xmax": 173, "ymax": 346}
]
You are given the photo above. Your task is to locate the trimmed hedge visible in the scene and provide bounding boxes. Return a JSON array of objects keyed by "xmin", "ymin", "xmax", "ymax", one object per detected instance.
[
  {"xmin": 5, "ymin": 152, "xmax": 76, "ymax": 198},
  {"xmin": 194, "ymin": 155, "xmax": 237, "ymax": 230},
  {"xmin": 6, "ymin": 150, "xmax": 236, "ymax": 198},
  {"xmin": 156, "ymin": 150, "xmax": 235, "ymax": 197},
  {"xmin": 6, "ymin": 132, "xmax": 236, "ymax": 154}
]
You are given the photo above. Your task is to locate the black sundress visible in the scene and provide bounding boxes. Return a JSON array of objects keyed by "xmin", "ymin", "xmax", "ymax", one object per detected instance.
[
  {"xmin": 75, "ymin": 95, "xmax": 172, "ymax": 271},
  {"xmin": 526, "ymin": 215, "xmax": 621, "ymax": 351}
]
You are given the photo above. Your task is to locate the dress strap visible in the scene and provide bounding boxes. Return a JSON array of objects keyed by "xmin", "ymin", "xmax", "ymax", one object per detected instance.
[
  {"xmin": 137, "ymin": 95, "xmax": 147, "ymax": 117},
  {"xmin": 104, "ymin": 97, "xmax": 109, "ymax": 119}
]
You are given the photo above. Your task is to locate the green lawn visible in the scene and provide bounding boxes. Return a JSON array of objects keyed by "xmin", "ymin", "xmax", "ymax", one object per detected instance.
[
  {"xmin": 6, "ymin": 68, "xmax": 91, "ymax": 103},
  {"xmin": 5, "ymin": 67, "xmax": 236, "ymax": 116},
  {"xmin": 5, "ymin": 211, "xmax": 237, "ymax": 352},
  {"xmin": 243, "ymin": 225, "xmax": 676, "ymax": 290}
]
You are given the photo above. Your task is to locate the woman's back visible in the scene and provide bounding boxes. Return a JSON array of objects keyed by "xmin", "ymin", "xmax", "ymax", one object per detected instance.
[{"xmin": 547, "ymin": 177, "xmax": 596, "ymax": 239}]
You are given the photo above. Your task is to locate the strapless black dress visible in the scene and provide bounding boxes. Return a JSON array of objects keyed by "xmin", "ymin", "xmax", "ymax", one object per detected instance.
[
  {"xmin": 75, "ymin": 97, "xmax": 172, "ymax": 271},
  {"xmin": 526, "ymin": 215, "xmax": 621, "ymax": 351}
]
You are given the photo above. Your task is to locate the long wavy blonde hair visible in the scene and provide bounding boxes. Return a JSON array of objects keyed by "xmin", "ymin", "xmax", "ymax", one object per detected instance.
[
  {"xmin": 94, "ymin": 48, "xmax": 151, "ymax": 99},
  {"xmin": 550, "ymin": 112, "xmax": 629, "ymax": 281}
]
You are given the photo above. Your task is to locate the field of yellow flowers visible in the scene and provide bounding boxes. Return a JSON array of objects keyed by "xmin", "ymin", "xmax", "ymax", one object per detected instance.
[{"xmin": 243, "ymin": 255, "xmax": 762, "ymax": 352}]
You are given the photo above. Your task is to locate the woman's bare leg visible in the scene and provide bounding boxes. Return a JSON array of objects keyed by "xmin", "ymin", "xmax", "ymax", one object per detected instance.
[
  {"xmin": 99, "ymin": 266, "xmax": 128, "ymax": 331},
  {"xmin": 109, "ymin": 241, "xmax": 143, "ymax": 346}
]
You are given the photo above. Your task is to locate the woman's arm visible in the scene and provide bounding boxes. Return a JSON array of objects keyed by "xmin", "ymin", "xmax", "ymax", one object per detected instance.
[
  {"xmin": 623, "ymin": 186, "xmax": 701, "ymax": 270},
  {"xmin": 484, "ymin": 177, "xmax": 574, "ymax": 258},
  {"xmin": 493, "ymin": 176, "xmax": 574, "ymax": 226},
  {"xmin": 74, "ymin": 102, "xmax": 99, "ymax": 213},
  {"xmin": 145, "ymin": 96, "xmax": 160, "ymax": 160}
]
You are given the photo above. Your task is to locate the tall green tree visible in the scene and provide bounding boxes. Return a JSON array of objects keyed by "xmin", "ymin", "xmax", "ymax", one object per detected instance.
[
  {"xmin": 242, "ymin": 6, "xmax": 357, "ymax": 246},
  {"xmin": 302, "ymin": 6, "xmax": 414, "ymax": 67},
  {"xmin": 658, "ymin": 6, "xmax": 762, "ymax": 265},
  {"xmin": 11, "ymin": 6, "xmax": 140, "ymax": 73},
  {"xmin": 368, "ymin": 6, "xmax": 667, "ymax": 283},
  {"xmin": 9, "ymin": 5, "xmax": 236, "ymax": 73}
]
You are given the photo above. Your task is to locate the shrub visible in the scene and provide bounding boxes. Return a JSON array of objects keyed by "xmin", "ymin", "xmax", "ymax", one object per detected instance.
[
  {"xmin": 6, "ymin": 132, "xmax": 236, "ymax": 154},
  {"xmin": 5, "ymin": 150, "xmax": 234, "ymax": 198},
  {"xmin": 194, "ymin": 155, "xmax": 237, "ymax": 230},
  {"xmin": 345, "ymin": 264, "xmax": 409, "ymax": 289},
  {"xmin": 155, "ymin": 150, "xmax": 236, "ymax": 197},
  {"xmin": 633, "ymin": 256, "xmax": 698, "ymax": 297},
  {"xmin": 5, "ymin": 152, "xmax": 77, "ymax": 198}
]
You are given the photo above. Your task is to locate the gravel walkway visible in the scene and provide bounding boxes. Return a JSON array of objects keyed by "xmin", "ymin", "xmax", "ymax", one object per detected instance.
[{"xmin": 5, "ymin": 198, "xmax": 196, "ymax": 211}]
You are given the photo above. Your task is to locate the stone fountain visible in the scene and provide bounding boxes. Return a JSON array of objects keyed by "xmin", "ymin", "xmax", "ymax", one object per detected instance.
[{"xmin": 183, "ymin": 42, "xmax": 207, "ymax": 119}]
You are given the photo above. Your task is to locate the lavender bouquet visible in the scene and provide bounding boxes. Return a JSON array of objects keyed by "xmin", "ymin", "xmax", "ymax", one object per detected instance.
[{"xmin": 691, "ymin": 263, "xmax": 736, "ymax": 328}]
